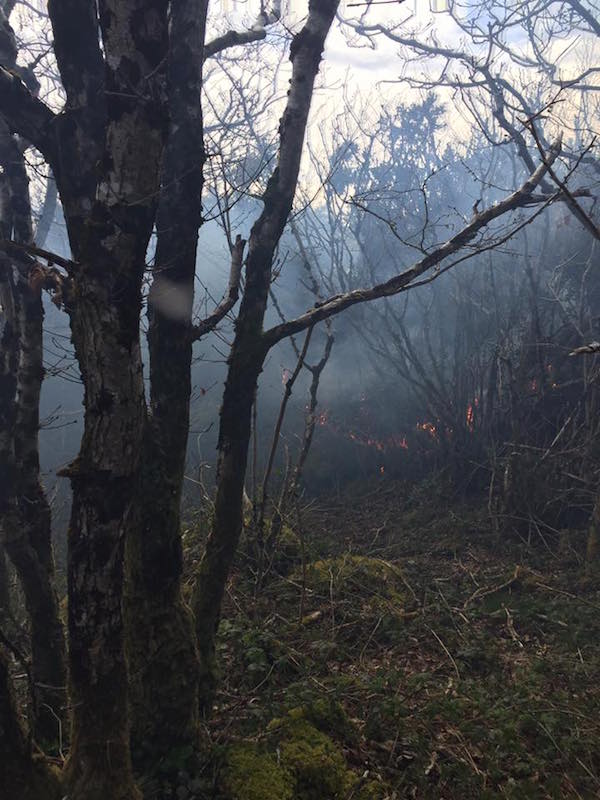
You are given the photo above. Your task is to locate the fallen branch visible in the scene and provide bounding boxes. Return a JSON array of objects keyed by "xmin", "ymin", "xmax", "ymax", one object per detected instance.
[{"xmin": 463, "ymin": 566, "xmax": 521, "ymax": 609}]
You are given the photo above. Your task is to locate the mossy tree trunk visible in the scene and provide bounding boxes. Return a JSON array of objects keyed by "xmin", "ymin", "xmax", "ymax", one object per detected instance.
[{"xmin": 192, "ymin": 0, "xmax": 339, "ymax": 714}]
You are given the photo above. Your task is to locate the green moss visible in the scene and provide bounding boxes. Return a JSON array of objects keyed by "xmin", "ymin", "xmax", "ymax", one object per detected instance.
[
  {"xmin": 290, "ymin": 555, "xmax": 406, "ymax": 646},
  {"xmin": 220, "ymin": 727, "xmax": 381, "ymax": 800},
  {"xmin": 263, "ymin": 708, "xmax": 388, "ymax": 800},
  {"xmin": 221, "ymin": 744, "xmax": 294, "ymax": 800},
  {"xmin": 279, "ymin": 719, "xmax": 350, "ymax": 799},
  {"xmin": 283, "ymin": 699, "xmax": 357, "ymax": 744},
  {"xmin": 301, "ymin": 555, "xmax": 405, "ymax": 602}
]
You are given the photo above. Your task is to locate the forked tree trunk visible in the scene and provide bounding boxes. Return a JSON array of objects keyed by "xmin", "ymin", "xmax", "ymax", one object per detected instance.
[
  {"xmin": 63, "ymin": 247, "xmax": 159, "ymax": 800},
  {"xmin": 193, "ymin": 0, "xmax": 339, "ymax": 713},
  {"xmin": 55, "ymin": 3, "xmax": 169, "ymax": 797},
  {"xmin": 126, "ymin": 0, "xmax": 208, "ymax": 762}
]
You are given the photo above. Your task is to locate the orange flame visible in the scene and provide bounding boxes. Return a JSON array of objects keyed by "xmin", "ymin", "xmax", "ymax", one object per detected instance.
[
  {"xmin": 416, "ymin": 421, "xmax": 437, "ymax": 438},
  {"xmin": 466, "ymin": 404, "xmax": 474, "ymax": 431},
  {"xmin": 315, "ymin": 409, "xmax": 409, "ymax": 452}
]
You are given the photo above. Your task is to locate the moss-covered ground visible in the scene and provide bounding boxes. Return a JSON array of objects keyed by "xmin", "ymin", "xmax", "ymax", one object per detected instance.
[{"xmin": 179, "ymin": 481, "xmax": 600, "ymax": 799}]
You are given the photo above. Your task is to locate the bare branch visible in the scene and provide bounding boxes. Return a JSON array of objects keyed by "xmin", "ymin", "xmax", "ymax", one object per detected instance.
[
  {"xmin": 264, "ymin": 139, "xmax": 563, "ymax": 346},
  {"xmin": 527, "ymin": 124, "xmax": 600, "ymax": 240},
  {"xmin": 190, "ymin": 233, "xmax": 245, "ymax": 340},
  {"xmin": 204, "ymin": 0, "xmax": 282, "ymax": 59},
  {"xmin": 570, "ymin": 341, "xmax": 600, "ymax": 356},
  {"xmin": 565, "ymin": 0, "xmax": 600, "ymax": 37},
  {"xmin": 0, "ymin": 68, "xmax": 56, "ymax": 160},
  {"xmin": 0, "ymin": 236, "xmax": 75, "ymax": 271}
]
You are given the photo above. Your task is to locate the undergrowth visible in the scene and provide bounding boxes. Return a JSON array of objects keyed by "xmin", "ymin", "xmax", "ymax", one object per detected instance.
[{"xmin": 176, "ymin": 481, "xmax": 600, "ymax": 799}]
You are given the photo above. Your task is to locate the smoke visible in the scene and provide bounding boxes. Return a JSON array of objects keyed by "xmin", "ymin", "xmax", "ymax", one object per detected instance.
[{"xmin": 149, "ymin": 278, "xmax": 194, "ymax": 322}]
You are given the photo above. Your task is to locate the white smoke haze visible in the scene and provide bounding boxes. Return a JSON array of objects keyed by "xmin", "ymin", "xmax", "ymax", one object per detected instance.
[{"xmin": 5, "ymin": 0, "xmax": 596, "ymax": 525}]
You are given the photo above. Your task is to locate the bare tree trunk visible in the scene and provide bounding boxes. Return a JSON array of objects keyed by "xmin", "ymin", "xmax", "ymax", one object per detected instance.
[
  {"xmin": 192, "ymin": 0, "xmax": 339, "ymax": 713},
  {"xmin": 54, "ymin": 3, "xmax": 169, "ymax": 797},
  {"xmin": 63, "ymin": 242, "xmax": 157, "ymax": 800},
  {"xmin": 0, "ymin": 122, "xmax": 66, "ymax": 747},
  {"xmin": 125, "ymin": 0, "xmax": 208, "ymax": 764},
  {"xmin": 0, "ymin": 216, "xmax": 20, "ymax": 601},
  {"xmin": 10, "ymin": 142, "xmax": 65, "ymax": 746},
  {"xmin": 0, "ymin": 149, "xmax": 19, "ymax": 577}
]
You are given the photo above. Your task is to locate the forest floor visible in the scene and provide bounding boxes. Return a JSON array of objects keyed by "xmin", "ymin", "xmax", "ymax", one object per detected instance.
[{"xmin": 170, "ymin": 481, "xmax": 600, "ymax": 800}]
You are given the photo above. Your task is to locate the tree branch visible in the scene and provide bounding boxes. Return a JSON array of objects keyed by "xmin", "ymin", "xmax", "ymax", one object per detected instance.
[
  {"xmin": 47, "ymin": 0, "xmax": 104, "ymax": 111},
  {"xmin": 565, "ymin": 0, "xmax": 600, "ymax": 37},
  {"xmin": 0, "ymin": 237, "xmax": 75, "ymax": 271},
  {"xmin": 527, "ymin": 124, "xmax": 600, "ymax": 240},
  {"xmin": 0, "ymin": 68, "xmax": 56, "ymax": 160},
  {"xmin": 190, "ymin": 233, "xmax": 245, "ymax": 340},
  {"xmin": 204, "ymin": 0, "xmax": 282, "ymax": 59},
  {"xmin": 264, "ymin": 139, "xmax": 563, "ymax": 346}
]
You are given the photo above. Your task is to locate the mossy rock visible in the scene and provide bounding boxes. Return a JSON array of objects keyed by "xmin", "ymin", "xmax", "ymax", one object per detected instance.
[
  {"xmin": 279, "ymin": 718, "xmax": 351, "ymax": 799},
  {"xmin": 219, "ymin": 700, "xmax": 385, "ymax": 800},
  {"xmin": 221, "ymin": 743, "xmax": 294, "ymax": 800},
  {"xmin": 291, "ymin": 555, "xmax": 406, "ymax": 644},
  {"xmin": 300, "ymin": 555, "xmax": 404, "ymax": 602},
  {"xmin": 266, "ymin": 708, "xmax": 387, "ymax": 800},
  {"xmin": 296, "ymin": 698, "xmax": 358, "ymax": 744}
]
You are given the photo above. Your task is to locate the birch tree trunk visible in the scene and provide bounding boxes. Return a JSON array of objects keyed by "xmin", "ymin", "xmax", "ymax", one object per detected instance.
[{"xmin": 193, "ymin": 0, "xmax": 339, "ymax": 713}]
